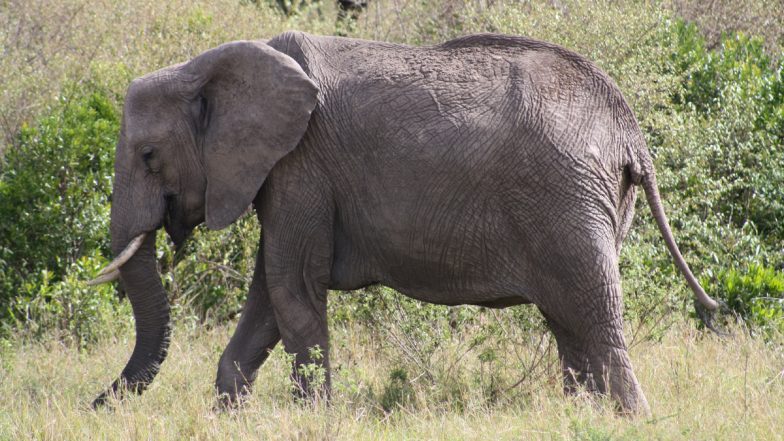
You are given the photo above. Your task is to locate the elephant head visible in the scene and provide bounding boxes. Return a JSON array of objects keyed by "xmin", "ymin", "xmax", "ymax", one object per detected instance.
[{"xmin": 89, "ymin": 41, "xmax": 318, "ymax": 406}]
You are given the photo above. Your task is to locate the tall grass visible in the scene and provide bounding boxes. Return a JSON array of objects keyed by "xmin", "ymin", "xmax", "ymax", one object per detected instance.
[{"xmin": 0, "ymin": 319, "xmax": 782, "ymax": 439}]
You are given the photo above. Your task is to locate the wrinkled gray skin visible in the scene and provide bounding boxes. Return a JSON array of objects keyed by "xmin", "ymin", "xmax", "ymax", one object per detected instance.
[{"xmin": 95, "ymin": 31, "xmax": 718, "ymax": 415}]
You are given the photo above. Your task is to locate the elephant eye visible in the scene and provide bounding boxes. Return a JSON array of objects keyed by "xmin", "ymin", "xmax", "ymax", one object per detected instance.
[
  {"xmin": 141, "ymin": 145, "xmax": 154, "ymax": 162},
  {"xmin": 141, "ymin": 145, "xmax": 158, "ymax": 172}
]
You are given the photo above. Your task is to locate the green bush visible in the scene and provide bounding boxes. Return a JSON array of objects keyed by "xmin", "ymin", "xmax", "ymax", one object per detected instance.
[
  {"xmin": 380, "ymin": 367, "xmax": 413, "ymax": 412},
  {"xmin": 0, "ymin": 86, "xmax": 118, "ymax": 326},
  {"xmin": 616, "ymin": 21, "xmax": 783, "ymax": 335},
  {"xmin": 8, "ymin": 253, "xmax": 132, "ymax": 347},
  {"xmin": 702, "ymin": 265, "xmax": 784, "ymax": 335},
  {"xmin": 165, "ymin": 216, "xmax": 260, "ymax": 325},
  {"xmin": 668, "ymin": 22, "xmax": 784, "ymax": 243},
  {"xmin": 675, "ymin": 24, "xmax": 784, "ymax": 143}
]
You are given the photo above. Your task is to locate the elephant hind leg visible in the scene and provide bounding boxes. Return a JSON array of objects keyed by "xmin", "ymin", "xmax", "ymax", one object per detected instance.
[{"xmin": 542, "ymin": 283, "xmax": 650, "ymax": 416}]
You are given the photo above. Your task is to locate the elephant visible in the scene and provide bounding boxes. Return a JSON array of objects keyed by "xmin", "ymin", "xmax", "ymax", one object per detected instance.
[{"xmin": 87, "ymin": 31, "xmax": 719, "ymax": 415}]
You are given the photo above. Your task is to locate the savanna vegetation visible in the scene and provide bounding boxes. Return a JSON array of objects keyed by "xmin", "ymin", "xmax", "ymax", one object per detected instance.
[{"xmin": 0, "ymin": 0, "xmax": 782, "ymax": 438}]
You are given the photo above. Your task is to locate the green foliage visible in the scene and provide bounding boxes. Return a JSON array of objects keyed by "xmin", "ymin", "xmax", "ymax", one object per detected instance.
[
  {"xmin": 618, "ymin": 20, "xmax": 784, "ymax": 337},
  {"xmin": 0, "ymin": 86, "xmax": 118, "ymax": 326},
  {"xmin": 379, "ymin": 367, "xmax": 413, "ymax": 412},
  {"xmin": 7, "ymin": 254, "xmax": 132, "ymax": 347},
  {"xmin": 165, "ymin": 216, "xmax": 260, "ymax": 325},
  {"xmin": 702, "ymin": 264, "xmax": 784, "ymax": 334},
  {"xmin": 667, "ymin": 21, "xmax": 784, "ymax": 243},
  {"xmin": 295, "ymin": 345, "xmax": 328, "ymax": 397}
]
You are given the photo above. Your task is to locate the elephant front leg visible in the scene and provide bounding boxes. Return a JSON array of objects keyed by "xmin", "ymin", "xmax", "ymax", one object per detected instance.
[
  {"xmin": 269, "ymin": 283, "xmax": 331, "ymax": 401},
  {"xmin": 265, "ymin": 227, "xmax": 334, "ymax": 401},
  {"xmin": 215, "ymin": 244, "xmax": 281, "ymax": 407},
  {"xmin": 259, "ymin": 168, "xmax": 335, "ymax": 402}
]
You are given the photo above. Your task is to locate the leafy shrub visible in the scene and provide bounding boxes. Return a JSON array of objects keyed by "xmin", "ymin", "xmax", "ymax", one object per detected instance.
[
  {"xmin": 675, "ymin": 27, "xmax": 771, "ymax": 113},
  {"xmin": 379, "ymin": 367, "xmax": 413, "ymax": 412},
  {"xmin": 617, "ymin": 21, "xmax": 784, "ymax": 335},
  {"xmin": 165, "ymin": 216, "xmax": 260, "ymax": 324},
  {"xmin": 0, "ymin": 86, "xmax": 118, "ymax": 325},
  {"xmin": 7, "ymin": 254, "xmax": 132, "ymax": 347},
  {"xmin": 667, "ymin": 22, "xmax": 784, "ymax": 244},
  {"xmin": 294, "ymin": 345, "xmax": 329, "ymax": 398},
  {"xmin": 701, "ymin": 265, "xmax": 784, "ymax": 335},
  {"xmin": 673, "ymin": 0, "xmax": 784, "ymax": 58}
]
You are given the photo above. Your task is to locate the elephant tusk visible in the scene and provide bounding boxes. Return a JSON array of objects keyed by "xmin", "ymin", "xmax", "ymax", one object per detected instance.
[
  {"xmin": 86, "ymin": 269, "xmax": 120, "ymax": 286},
  {"xmin": 94, "ymin": 233, "xmax": 147, "ymax": 277}
]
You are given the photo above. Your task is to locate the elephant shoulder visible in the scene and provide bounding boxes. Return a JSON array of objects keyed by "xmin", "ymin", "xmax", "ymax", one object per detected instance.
[
  {"xmin": 267, "ymin": 31, "xmax": 312, "ymax": 68},
  {"xmin": 268, "ymin": 30, "xmax": 313, "ymax": 48},
  {"xmin": 268, "ymin": 32, "xmax": 400, "ymax": 77}
]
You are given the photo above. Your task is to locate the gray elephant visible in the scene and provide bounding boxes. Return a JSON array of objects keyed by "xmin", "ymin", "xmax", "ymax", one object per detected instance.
[{"xmin": 88, "ymin": 31, "xmax": 718, "ymax": 415}]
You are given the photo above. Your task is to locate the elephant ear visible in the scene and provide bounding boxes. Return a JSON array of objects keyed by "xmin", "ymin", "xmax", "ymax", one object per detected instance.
[{"xmin": 181, "ymin": 40, "xmax": 318, "ymax": 230}]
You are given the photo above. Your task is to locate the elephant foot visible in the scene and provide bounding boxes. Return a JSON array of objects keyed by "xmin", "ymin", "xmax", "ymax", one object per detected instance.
[
  {"xmin": 91, "ymin": 376, "xmax": 151, "ymax": 410},
  {"xmin": 560, "ymin": 362, "xmax": 650, "ymax": 416},
  {"xmin": 91, "ymin": 390, "xmax": 117, "ymax": 410},
  {"xmin": 605, "ymin": 368, "xmax": 650, "ymax": 417},
  {"xmin": 213, "ymin": 389, "xmax": 248, "ymax": 413},
  {"xmin": 214, "ymin": 375, "xmax": 253, "ymax": 411}
]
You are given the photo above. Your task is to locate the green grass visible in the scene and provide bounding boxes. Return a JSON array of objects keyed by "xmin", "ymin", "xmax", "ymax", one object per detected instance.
[{"xmin": 0, "ymin": 319, "xmax": 782, "ymax": 440}]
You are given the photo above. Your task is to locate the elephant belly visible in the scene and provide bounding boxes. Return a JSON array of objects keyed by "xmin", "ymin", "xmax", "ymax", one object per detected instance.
[{"xmin": 329, "ymin": 202, "xmax": 539, "ymax": 307}]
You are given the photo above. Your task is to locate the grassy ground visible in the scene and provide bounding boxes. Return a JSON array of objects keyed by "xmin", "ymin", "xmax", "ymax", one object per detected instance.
[{"xmin": 1, "ymin": 318, "xmax": 782, "ymax": 440}]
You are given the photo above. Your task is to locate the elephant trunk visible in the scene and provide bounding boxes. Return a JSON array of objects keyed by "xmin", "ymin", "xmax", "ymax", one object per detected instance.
[{"xmin": 92, "ymin": 233, "xmax": 171, "ymax": 408}]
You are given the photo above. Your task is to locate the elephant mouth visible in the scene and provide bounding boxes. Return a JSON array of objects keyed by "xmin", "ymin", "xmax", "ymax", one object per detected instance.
[
  {"xmin": 163, "ymin": 195, "xmax": 194, "ymax": 251},
  {"xmin": 88, "ymin": 195, "xmax": 188, "ymax": 286}
]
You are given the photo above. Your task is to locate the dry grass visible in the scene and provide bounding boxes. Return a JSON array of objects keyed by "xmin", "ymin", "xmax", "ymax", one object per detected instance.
[
  {"xmin": 0, "ymin": 0, "xmax": 749, "ymax": 155},
  {"xmin": 0, "ymin": 0, "xmax": 337, "ymax": 154},
  {"xmin": 0, "ymin": 318, "xmax": 782, "ymax": 440},
  {"xmin": 673, "ymin": 0, "xmax": 784, "ymax": 56}
]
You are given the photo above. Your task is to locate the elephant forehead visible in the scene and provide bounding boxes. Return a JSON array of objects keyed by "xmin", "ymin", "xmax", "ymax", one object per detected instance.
[
  {"xmin": 123, "ymin": 108, "xmax": 178, "ymax": 145},
  {"xmin": 123, "ymin": 88, "xmax": 184, "ymax": 141},
  {"xmin": 131, "ymin": 64, "xmax": 185, "ymax": 93}
]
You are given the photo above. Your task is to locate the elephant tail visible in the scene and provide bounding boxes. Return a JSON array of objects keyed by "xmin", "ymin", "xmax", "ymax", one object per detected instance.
[{"xmin": 639, "ymin": 170, "xmax": 719, "ymax": 311}]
